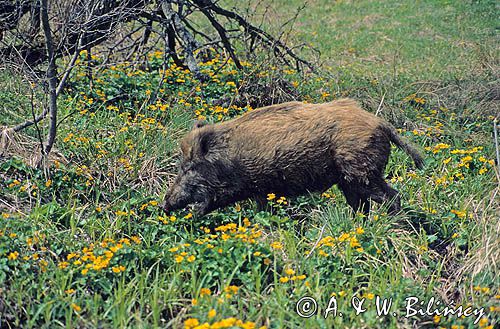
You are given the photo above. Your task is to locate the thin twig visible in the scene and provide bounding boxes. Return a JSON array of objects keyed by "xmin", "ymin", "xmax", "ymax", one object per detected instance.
[
  {"xmin": 494, "ymin": 118, "xmax": 500, "ymax": 179},
  {"xmin": 375, "ymin": 93, "xmax": 386, "ymax": 116},
  {"xmin": 30, "ymin": 87, "xmax": 45, "ymax": 154},
  {"xmin": 306, "ymin": 222, "xmax": 327, "ymax": 259}
]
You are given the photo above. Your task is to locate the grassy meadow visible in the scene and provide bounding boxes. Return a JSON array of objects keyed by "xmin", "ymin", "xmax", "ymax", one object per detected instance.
[{"xmin": 1, "ymin": 0, "xmax": 499, "ymax": 328}]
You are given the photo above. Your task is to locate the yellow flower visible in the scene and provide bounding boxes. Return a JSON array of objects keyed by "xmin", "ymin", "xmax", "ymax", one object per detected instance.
[
  {"xmin": 431, "ymin": 143, "xmax": 451, "ymax": 154},
  {"xmin": 338, "ymin": 233, "xmax": 350, "ymax": 242},
  {"xmin": 366, "ymin": 293, "xmax": 374, "ymax": 300},
  {"xmin": 65, "ymin": 289, "xmax": 75, "ymax": 294},
  {"xmin": 349, "ymin": 236, "xmax": 361, "ymax": 248},
  {"xmin": 225, "ymin": 285, "xmax": 239, "ymax": 293},
  {"xmin": 58, "ymin": 261, "xmax": 69, "ymax": 269},
  {"xmin": 208, "ymin": 309, "xmax": 216, "ymax": 318},
  {"xmin": 266, "ymin": 193, "xmax": 276, "ymax": 200},
  {"xmin": 112, "ymin": 266, "xmax": 125, "ymax": 273},
  {"xmin": 414, "ymin": 97, "xmax": 425, "ymax": 104},
  {"xmin": 45, "ymin": 179, "xmax": 52, "ymax": 188},
  {"xmin": 184, "ymin": 318, "xmax": 200, "ymax": 329},
  {"xmin": 253, "ymin": 251, "xmax": 261, "ymax": 257},
  {"xmin": 270, "ymin": 242, "xmax": 283, "ymax": 250},
  {"xmin": 318, "ymin": 249, "xmax": 328, "ymax": 257},
  {"xmin": 184, "ymin": 213, "xmax": 193, "ymax": 219},
  {"xmin": 451, "ymin": 209, "xmax": 466, "ymax": 218},
  {"xmin": 200, "ymin": 288, "xmax": 211, "ymax": 296},
  {"xmin": 130, "ymin": 236, "xmax": 141, "ymax": 244},
  {"xmin": 452, "ymin": 233, "xmax": 459, "ymax": 239},
  {"xmin": 8, "ymin": 179, "xmax": 21, "ymax": 188},
  {"xmin": 279, "ymin": 277, "xmax": 289, "ymax": 283},
  {"xmin": 7, "ymin": 251, "xmax": 19, "ymax": 260},
  {"xmin": 71, "ymin": 303, "xmax": 81, "ymax": 312},
  {"xmin": 276, "ymin": 196, "xmax": 287, "ymax": 205},
  {"xmin": 434, "ymin": 315, "xmax": 441, "ymax": 323},
  {"xmin": 356, "ymin": 226, "xmax": 364, "ymax": 234},
  {"xmin": 478, "ymin": 318, "xmax": 488, "ymax": 327},
  {"xmin": 285, "ymin": 268, "xmax": 295, "ymax": 276},
  {"xmin": 187, "ymin": 255, "xmax": 196, "ymax": 262},
  {"xmin": 175, "ymin": 255, "xmax": 184, "ymax": 263}
]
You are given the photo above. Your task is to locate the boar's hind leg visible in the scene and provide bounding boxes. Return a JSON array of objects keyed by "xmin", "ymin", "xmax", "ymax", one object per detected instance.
[
  {"xmin": 367, "ymin": 178, "xmax": 401, "ymax": 215},
  {"xmin": 339, "ymin": 182, "xmax": 370, "ymax": 215}
]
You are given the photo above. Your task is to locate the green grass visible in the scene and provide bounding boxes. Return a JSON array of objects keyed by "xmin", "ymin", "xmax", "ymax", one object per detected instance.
[
  {"xmin": 264, "ymin": 0, "xmax": 498, "ymax": 76},
  {"xmin": 1, "ymin": 1, "xmax": 499, "ymax": 328}
]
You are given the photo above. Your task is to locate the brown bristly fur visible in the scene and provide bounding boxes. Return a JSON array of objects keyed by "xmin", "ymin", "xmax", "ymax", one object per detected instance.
[{"xmin": 163, "ymin": 98, "xmax": 424, "ymax": 215}]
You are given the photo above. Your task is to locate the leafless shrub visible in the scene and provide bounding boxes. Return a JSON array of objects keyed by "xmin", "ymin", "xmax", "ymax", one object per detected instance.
[{"xmin": 0, "ymin": 0, "xmax": 316, "ymax": 160}]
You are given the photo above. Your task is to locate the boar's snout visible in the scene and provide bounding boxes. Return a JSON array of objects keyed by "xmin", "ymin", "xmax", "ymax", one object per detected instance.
[
  {"xmin": 161, "ymin": 171, "xmax": 214, "ymax": 215},
  {"xmin": 160, "ymin": 200, "xmax": 171, "ymax": 213},
  {"xmin": 161, "ymin": 182, "xmax": 188, "ymax": 214}
]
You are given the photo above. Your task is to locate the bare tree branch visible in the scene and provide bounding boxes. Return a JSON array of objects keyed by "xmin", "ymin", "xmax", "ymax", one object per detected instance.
[
  {"xmin": 2, "ymin": 0, "xmax": 316, "ymax": 155},
  {"xmin": 159, "ymin": 0, "xmax": 204, "ymax": 79},
  {"xmin": 40, "ymin": 0, "xmax": 57, "ymax": 156}
]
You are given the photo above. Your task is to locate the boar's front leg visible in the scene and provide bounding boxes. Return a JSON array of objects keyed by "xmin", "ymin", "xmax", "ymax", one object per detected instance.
[
  {"xmin": 255, "ymin": 196, "xmax": 268, "ymax": 212},
  {"xmin": 192, "ymin": 198, "xmax": 214, "ymax": 216}
]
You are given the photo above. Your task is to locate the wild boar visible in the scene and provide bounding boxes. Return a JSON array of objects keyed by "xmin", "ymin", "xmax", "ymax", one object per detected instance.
[{"xmin": 161, "ymin": 98, "xmax": 424, "ymax": 216}]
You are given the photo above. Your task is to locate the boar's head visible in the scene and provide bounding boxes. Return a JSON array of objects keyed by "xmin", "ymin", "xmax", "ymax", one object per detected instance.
[{"xmin": 161, "ymin": 123, "xmax": 222, "ymax": 215}]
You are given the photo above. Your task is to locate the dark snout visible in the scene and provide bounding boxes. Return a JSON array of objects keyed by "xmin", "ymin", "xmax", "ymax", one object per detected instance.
[
  {"xmin": 160, "ymin": 185, "xmax": 190, "ymax": 214},
  {"xmin": 160, "ymin": 197, "xmax": 211, "ymax": 216},
  {"xmin": 160, "ymin": 198, "xmax": 188, "ymax": 214},
  {"xmin": 160, "ymin": 201, "xmax": 171, "ymax": 214}
]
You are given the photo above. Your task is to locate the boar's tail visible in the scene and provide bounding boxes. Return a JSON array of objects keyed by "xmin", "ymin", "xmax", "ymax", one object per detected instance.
[{"xmin": 383, "ymin": 124, "xmax": 425, "ymax": 169}]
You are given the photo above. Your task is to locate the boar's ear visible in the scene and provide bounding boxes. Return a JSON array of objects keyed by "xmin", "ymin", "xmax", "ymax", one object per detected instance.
[
  {"xmin": 192, "ymin": 120, "xmax": 208, "ymax": 130},
  {"xmin": 194, "ymin": 129, "xmax": 215, "ymax": 158},
  {"xmin": 180, "ymin": 138, "xmax": 190, "ymax": 157}
]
